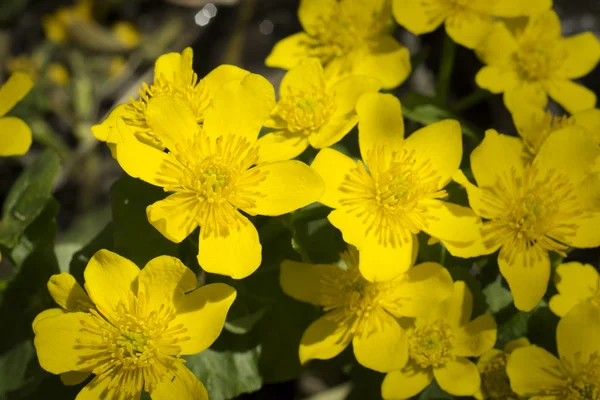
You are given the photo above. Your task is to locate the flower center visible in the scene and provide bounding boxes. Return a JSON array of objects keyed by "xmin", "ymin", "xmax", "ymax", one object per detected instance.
[
  {"xmin": 338, "ymin": 147, "xmax": 446, "ymax": 247},
  {"xmin": 274, "ymin": 86, "xmax": 336, "ymax": 134},
  {"xmin": 480, "ymin": 353, "xmax": 519, "ymax": 399},
  {"xmin": 409, "ymin": 320, "xmax": 454, "ymax": 368}
]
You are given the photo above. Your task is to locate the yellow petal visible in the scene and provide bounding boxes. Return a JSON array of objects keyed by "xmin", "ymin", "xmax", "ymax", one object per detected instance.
[
  {"xmin": 151, "ymin": 362, "xmax": 208, "ymax": 400},
  {"xmin": 265, "ymin": 32, "xmax": 311, "ymax": 70},
  {"xmin": 147, "ymin": 193, "xmax": 200, "ymax": 244},
  {"xmin": 475, "ymin": 66, "xmax": 519, "ymax": 94},
  {"xmin": 83, "ymin": 249, "xmax": 140, "ymax": 321},
  {"xmin": 356, "ymin": 93, "xmax": 404, "ymax": 166},
  {"xmin": 299, "ymin": 315, "xmax": 352, "ymax": 364},
  {"xmin": 280, "ymin": 260, "xmax": 339, "ymax": 305},
  {"xmin": 504, "ymin": 83, "xmax": 548, "ymax": 111},
  {"xmin": 359, "ymin": 235, "xmax": 413, "ymax": 282},
  {"xmin": 476, "ymin": 348, "xmax": 504, "ymax": 373},
  {"xmin": 202, "ymin": 64, "xmax": 250, "ymax": 101},
  {"xmin": 454, "ymin": 314, "xmax": 497, "ymax": 357},
  {"xmin": 311, "ymin": 148, "xmax": 356, "ymax": 209},
  {"xmin": 90, "ymin": 104, "xmax": 128, "ymax": 143},
  {"xmin": 568, "ymin": 212, "xmax": 600, "ymax": 249},
  {"xmin": 557, "ymin": 32, "xmax": 600, "ymax": 79},
  {"xmin": 33, "ymin": 312, "xmax": 98, "ymax": 374},
  {"xmin": 433, "ymin": 357, "xmax": 481, "ymax": 396},
  {"xmin": 353, "ymin": 36, "xmax": 411, "ymax": 89},
  {"xmin": 392, "ymin": 0, "xmax": 444, "ymax": 35},
  {"xmin": 572, "ymin": 108, "xmax": 600, "ymax": 140},
  {"xmin": 137, "ymin": 256, "xmax": 197, "ymax": 312},
  {"xmin": 381, "ymin": 362, "xmax": 434, "ymax": 400},
  {"xmin": 145, "ymin": 96, "xmax": 199, "ymax": 150},
  {"xmin": 445, "ymin": 10, "xmax": 493, "ymax": 49},
  {"xmin": 547, "ymin": 80, "xmax": 597, "ymax": 114},
  {"xmin": 47, "ymin": 273, "xmax": 91, "ymax": 311},
  {"xmin": 0, "ymin": 117, "xmax": 32, "ymax": 156},
  {"xmin": 0, "ymin": 72, "xmax": 33, "ymax": 117},
  {"xmin": 330, "ymin": 75, "xmax": 382, "ymax": 118},
  {"xmin": 549, "ymin": 262, "xmax": 599, "ymax": 317},
  {"xmin": 172, "ymin": 283, "xmax": 236, "ymax": 355},
  {"xmin": 328, "ymin": 208, "xmax": 368, "ymax": 247},
  {"xmin": 422, "ymin": 202, "xmax": 483, "ymax": 253},
  {"xmin": 308, "ymin": 114, "xmax": 359, "ymax": 149},
  {"xmin": 434, "ymin": 281, "xmax": 473, "ymax": 328},
  {"xmin": 257, "ymin": 131, "xmax": 309, "ymax": 163},
  {"xmin": 475, "ymin": 22, "xmax": 518, "ymax": 66},
  {"xmin": 352, "ymin": 310, "xmax": 408, "ymax": 372},
  {"xmin": 298, "ymin": 0, "xmax": 337, "ymax": 35},
  {"xmin": 498, "ymin": 247, "xmax": 550, "ymax": 312},
  {"xmin": 279, "ymin": 57, "xmax": 325, "ymax": 96},
  {"xmin": 491, "ymin": 0, "xmax": 551, "ymax": 17},
  {"xmin": 75, "ymin": 376, "xmax": 121, "ymax": 400},
  {"xmin": 470, "ymin": 129, "xmax": 525, "ymax": 188},
  {"xmin": 245, "ymin": 160, "xmax": 324, "ymax": 216},
  {"xmin": 32, "ymin": 308, "xmax": 65, "ymax": 333},
  {"xmin": 503, "ymin": 337, "xmax": 530, "ymax": 353},
  {"xmin": 452, "ymin": 171, "xmax": 497, "ymax": 220},
  {"xmin": 556, "ymin": 301, "xmax": 600, "ymax": 366},
  {"xmin": 60, "ymin": 371, "xmax": 90, "ymax": 386},
  {"xmin": 506, "ymin": 345, "xmax": 566, "ymax": 397},
  {"xmin": 198, "ymin": 215, "xmax": 261, "ymax": 279},
  {"xmin": 203, "ymin": 73, "xmax": 275, "ymax": 144},
  {"xmin": 403, "ymin": 119, "xmax": 462, "ymax": 189},
  {"xmin": 154, "ymin": 50, "xmax": 182, "ymax": 85}
]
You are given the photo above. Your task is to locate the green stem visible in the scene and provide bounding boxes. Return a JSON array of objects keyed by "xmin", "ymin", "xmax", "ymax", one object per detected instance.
[
  {"xmin": 436, "ymin": 34, "xmax": 457, "ymax": 106},
  {"xmin": 452, "ymin": 90, "xmax": 492, "ymax": 113}
]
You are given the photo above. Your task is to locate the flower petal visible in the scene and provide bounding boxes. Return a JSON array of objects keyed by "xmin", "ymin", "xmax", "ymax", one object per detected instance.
[
  {"xmin": 151, "ymin": 362, "xmax": 208, "ymax": 400},
  {"xmin": 265, "ymin": 32, "xmax": 311, "ymax": 70},
  {"xmin": 403, "ymin": 120, "xmax": 462, "ymax": 189},
  {"xmin": 433, "ymin": 281, "xmax": 473, "ymax": 328},
  {"xmin": 60, "ymin": 371, "xmax": 91, "ymax": 386},
  {"xmin": 475, "ymin": 66, "xmax": 519, "ymax": 94},
  {"xmin": 392, "ymin": 0, "xmax": 444, "ymax": 35},
  {"xmin": 454, "ymin": 314, "xmax": 497, "ymax": 357},
  {"xmin": 568, "ymin": 212, "xmax": 600, "ymax": 249},
  {"xmin": 172, "ymin": 283, "xmax": 237, "ymax": 355},
  {"xmin": 75, "ymin": 376, "xmax": 122, "ymax": 400},
  {"xmin": 257, "ymin": 131, "xmax": 309, "ymax": 163},
  {"xmin": 506, "ymin": 345, "xmax": 566, "ymax": 397},
  {"xmin": 90, "ymin": 104, "xmax": 128, "ymax": 143},
  {"xmin": 0, "ymin": 117, "xmax": 32, "ymax": 156},
  {"xmin": 557, "ymin": 32, "xmax": 600, "ymax": 79},
  {"xmin": 145, "ymin": 96, "xmax": 199, "ymax": 150},
  {"xmin": 154, "ymin": 50, "xmax": 183, "ymax": 85},
  {"xmin": 547, "ymin": 80, "xmax": 597, "ymax": 114},
  {"xmin": 245, "ymin": 160, "xmax": 324, "ymax": 216},
  {"xmin": 557, "ymin": 301, "xmax": 600, "ymax": 365},
  {"xmin": 549, "ymin": 262, "xmax": 599, "ymax": 317},
  {"xmin": 381, "ymin": 362, "xmax": 434, "ymax": 400},
  {"xmin": 330, "ymin": 75, "xmax": 382, "ymax": 118},
  {"xmin": 475, "ymin": 22, "xmax": 518, "ymax": 65},
  {"xmin": 445, "ymin": 10, "xmax": 493, "ymax": 49},
  {"xmin": 504, "ymin": 83, "xmax": 548, "ymax": 111},
  {"xmin": 433, "ymin": 357, "xmax": 481, "ymax": 396},
  {"xmin": 298, "ymin": 0, "xmax": 337, "ymax": 35},
  {"xmin": 360, "ymin": 235, "xmax": 413, "ymax": 282},
  {"xmin": 470, "ymin": 129, "xmax": 525, "ymax": 188},
  {"xmin": 311, "ymin": 148, "xmax": 356, "ymax": 209},
  {"xmin": 299, "ymin": 315, "xmax": 352, "ymax": 363},
  {"xmin": 83, "ymin": 250, "xmax": 140, "ymax": 321},
  {"xmin": 147, "ymin": 192, "xmax": 200, "ymax": 244},
  {"xmin": 0, "ymin": 72, "xmax": 33, "ymax": 117},
  {"xmin": 498, "ymin": 247, "xmax": 550, "ymax": 312},
  {"xmin": 308, "ymin": 114, "xmax": 359, "ymax": 149},
  {"xmin": 280, "ymin": 260, "xmax": 339, "ymax": 305},
  {"xmin": 279, "ymin": 57, "xmax": 325, "ymax": 96},
  {"xmin": 356, "ymin": 93, "xmax": 404, "ymax": 165},
  {"xmin": 328, "ymin": 208, "xmax": 367, "ymax": 247},
  {"xmin": 47, "ymin": 273, "xmax": 91, "ymax": 311},
  {"xmin": 353, "ymin": 36, "xmax": 411, "ymax": 89},
  {"xmin": 198, "ymin": 215, "xmax": 261, "ymax": 279},
  {"xmin": 352, "ymin": 310, "xmax": 408, "ymax": 372},
  {"xmin": 572, "ymin": 108, "xmax": 600, "ymax": 138},
  {"xmin": 32, "ymin": 308, "xmax": 65, "ymax": 333},
  {"xmin": 491, "ymin": 0, "xmax": 551, "ymax": 16},
  {"xmin": 452, "ymin": 171, "xmax": 496, "ymax": 220},
  {"xmin": 202, "ymin": 64, "xmax": 250, "ymax": 101},
  {"xmin": 504, "ymin": 337, "xmax": 530, "ymax": 353}
]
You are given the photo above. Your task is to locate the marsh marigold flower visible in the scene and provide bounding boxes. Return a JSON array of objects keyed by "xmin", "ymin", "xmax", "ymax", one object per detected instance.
[
  {"xmin": 265, "ymin": 0, "xmax": 411, "ymax": 89},
  {"xmin": 476, "ymin": 10, "xmax": 600, "ymax": 114},
  {"xmin": 507, "ymin": 302, "xmax": 600, "ymax": 399},
  {"xmin": 0, "ymin": 72, "xmax": 33, "ymax": 156},
  {"xmin": 112, "ymin": 21, "xmax": 140, "ymax": 49},
  {"xmin": 453, "ymin": 128, "xmax": 600, "ymax": 311},
  {"xmin": 474, "ymin": 338, "xmax": 530, "ymax": 400},
  {"xmin": 43, "ymin": 0, "xmax": 92, "ymax": 43},
  {"xmin": 33, "ymin": 249, "xmax": 236, "ymax": 399},
  {"xmin": 280, "ymin": 245, "xmax": 454, "ymax": 372},
  {"xmin": 549, "ymin": 262, "xmax": 600, "ymax": 317},
  {"xmin": 382, "ymin": 281, "xmax": 497, "ymax": 399},
  {"xmin": 257, "ymin": 58, "xmax": 381, "ymax": 162},
  {"xmin": 311, "ymin": 92, "xmax": 481, "ymax": 282},
  {"xmin": 47, "ymin": 63, "xmax": 70, "ymax": 86},
  {"xmin": 392, "ymin": 0, "xmax": 551, "ymax": 49},
  {"xmin": 117, "ymin": 74, "xmax": 324, "ymax": 279}
]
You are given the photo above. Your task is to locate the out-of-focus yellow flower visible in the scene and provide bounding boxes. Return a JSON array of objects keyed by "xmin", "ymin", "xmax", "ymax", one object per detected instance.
[
  {"xmin": 33, "ymin": 249, "xmax": 236, "ymax": 399},
  {"xmin": 0, "ymin": 72, "xmax": 34, "ymax": 156},
  {"xmin": 311, "ymin": 92, "xmax": 481, "ymax": 282},
  {"xmin": 113, "ymin": 76, "xmax": 324, "ymax": 279},
  {"xmin": 109, "ymin": 56, "xmax": 127, "ymax": 78},
  {"xmin": 280, "ymin": 245, "xmax": 454, "ymax": 372},
  {"xmin": 7, "ymin": 54, "xmax": 38, "ymax": 80},
  {"xmin": 507, "ymin": 302, "xmax": 600, "ymax": 398},
  {"xmin": 474, "ymin": 338, "xmax": 529, "ymax": 400},
  {"xmin": 453, "ymin": 128, "xmax": 600, "ymax": 311},
  {"xmin": 382, "ymin": 281, "xmax": 497, "ymax": 399},
  {"xmin": 43, "ymin": 0, "xmax": 93, "ymax": 43},
  {"xmin": 112, "ymin": 21, "xmax": 141, "ymax": 49},
  {"xmin": 476, "ymin": 10, "xmax": 600, "ymax": 113},
  {"xmin": 266, "ymin": 0, "xmax": 411, "ymax": 89},
  {"xmin": 549, "ymin": 262, "xmax": 600, "ymax": 317},
  {"xmin": 46, "ymin": 63, "xmax": 70, "ymax": 86},
  {"xmin": 392, "ymin": 0, "xmax": 551, "ymax": 49},
  {"xmin": 257, "ymin": 58, "xmax": 381, "ymax": 162}
]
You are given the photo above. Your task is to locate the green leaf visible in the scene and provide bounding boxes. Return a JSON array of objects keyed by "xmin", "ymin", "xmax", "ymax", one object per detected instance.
[
  {"xmin": 0, "ymin": 341, "xmax": 41, "ymax": 398},
  {"xmin": 110, "ymin": 176, "xmax": 178, "ymax": 267},
  {"xmin": 0, "ymin": 150, "xmax": 60, "ymax": 249},
  {"xmin": 483, "ymin": 276, "xmax": 513, "ymax": 314}
]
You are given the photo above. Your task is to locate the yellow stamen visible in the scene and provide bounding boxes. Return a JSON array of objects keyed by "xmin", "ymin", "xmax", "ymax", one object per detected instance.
[
  {"xmin": 274, "ymin": 85, "xmax": 336, "ymax": 134},
  {"xmin": 409, "ymin": 320, "xmax": 454, "ymax": 368},
  {"xmin": 480, "ymin": 353, "xmax": 519, "ymax": 399}
]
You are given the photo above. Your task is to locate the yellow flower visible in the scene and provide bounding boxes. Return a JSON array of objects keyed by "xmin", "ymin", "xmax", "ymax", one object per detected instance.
[
  {"xmin": 257, "ymin": 58, "xmax": 381, "ymax": 162},
  {"xmin": 0, "ymin": 72, "xmax": 34, "ymax": 156},
  {"xmin": 117, "ymin": 75, "xmax": 324, "ymax": 279},
  {"xmin": 311, "ymin": 92, "xmax": 481, "ymax": 282},
  {"xmin": 33, "ymin": 250, "xmax": 236, "ymax": 399},
  {"xmin": 47, "ymin": 63, "xmax": 70, "ymax": 85},
  {"xmin": 265, "ymin": 0, "xmax": 411, "ymax": 89},
  {"xmin": 453, "ymin": 128, "xmax": 600, "ymax": 311},
  {"xmin": 476, "ymin": 10, "xmax": 600, "ymax": 114},
  {"xmin": 112, "ymin": 21, "xmax": 141, "ymax": 49},
  {"xmin": 474, "ymin": 338, "xmax": 530, "ymax": 400},
  {"xmin": 549, "ymin": 262, "xmax": 600, "ymax": 317},
  {"xmin": 92, "ymin": 47, "xmax": 249, "ymax": 177},
  {"xmin": 506, "ymin": 302, "xmax": 600, "ymax": 399},
  {"xmin": 43, "ymin": 0, "xmax": 93, "ymax": 43},
  {"xmin": 382, "ymin": 281, "xmax": 497, "ymax": 399},
  {"xmin": 280, "ymin": 245, "xmax": 454, "ymax": 372}
]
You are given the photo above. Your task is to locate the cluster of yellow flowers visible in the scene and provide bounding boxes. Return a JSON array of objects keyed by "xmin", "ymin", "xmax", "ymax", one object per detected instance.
[{"xmin": 0, "ymin": 0, "xmax": 594, "ymax": 398}]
